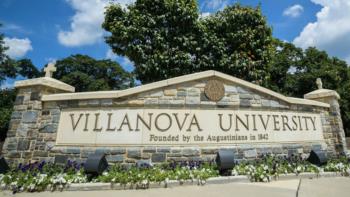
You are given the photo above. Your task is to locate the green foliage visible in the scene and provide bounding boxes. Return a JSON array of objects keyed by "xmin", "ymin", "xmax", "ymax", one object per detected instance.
[
  {"xmin": 200, "ymin": 5, "xmax": 273, "ymax": 85},
  {"xmin": 232, "ymin": 155, "xmax": 350, "ymax": 182},
  {"xmin": 0, "ymin": 163, "xmax": 87, "ymax": 193},
  {"xmin": 96, "ymin": 164, "xmax": 218, "ymax": 187},
  {"xmin": 267, "ymin": 39, "xmax": 303, "ymax": 92},
  {"xmin": 1, "ymin": 58, "xmax": 40, "ymax": 82},
  {"xmin": 0, "ymin": 58, "xmax": 39, "ymax": 141},
  {"xmin": 0, "ymin": 89, "xmax": 16, "ymax": 141},
  {"xmin": 0, "ymin": 162, "xmax": 217, "ymax": 192},
  {"xmin": 15, "ymin": 59, "xmax": 41, "ymax": 79},
  {"xmin": 53, "ymin": 54, "xmax": 135, "ymax": 92},
  {"xmin": 339, "ymin": 80, "xmax": 350, "ymax": 135},
  {"xmin": 268, "ymin": 40, "xmax": 350, "ymax": 135},
  {"xmin": 0, "ymin": 23, "xmax": 40, "ymax": 82},
  {"xmin": 0, "ymin": 23, "xmax": 40, "ymax": 141},
  {"xmin": 0, "ymin": 27, "xmax": 16, "ymax": 82},
  {"xmin": 104, "ymin": 0, "xmax": 350, "ymax": 134},
  {"xmin": 0, "ymin": 24, "xmax": 8, "ymax": 65},
  {"xmin": 1, "ymin": 157, "xmax": 350, "ymax": 193},
  {"xmin": 324, "ymin": 157, "xmax": 350, "ymax": 175},
  {"xmin": 103, "ymin": 1, "xmax": 273, "ymax": 84}
]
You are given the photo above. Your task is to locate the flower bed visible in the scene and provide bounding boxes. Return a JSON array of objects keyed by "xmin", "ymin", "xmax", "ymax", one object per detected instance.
[
  {"xmin": 0, "ymin": 155, "xmax": 349, "ymax": 193},
  {"xmin": 232, "ymin": 155, "xmax": 350, "ymax": 182}
]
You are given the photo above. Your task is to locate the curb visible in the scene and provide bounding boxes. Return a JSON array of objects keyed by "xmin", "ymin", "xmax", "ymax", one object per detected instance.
[{"xmin": 65, "ymin": 172, "xmax": 344, "ymax": 191}]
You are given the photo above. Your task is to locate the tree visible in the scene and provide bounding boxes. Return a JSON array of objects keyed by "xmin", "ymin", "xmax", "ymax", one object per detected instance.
[
  {"xmin": 53, "ymin": 54, "xmax": 135, "ymax": 92},
  {"xmin": 0, "ymin": 24, "xmax": 40, "ymax": 141},
  {"xmin": 267, "ymin": 39, "xmax": 303, "ymax": 93},
  {"xmin": 339, "ymin": 78, "xmax": 350, "ymax": 135},
  {"xmin": 103, "ymin": 0, "xmax": 273, "ymax": 84},
  {"xmin": 15, "ymin": 59, "xmax": 41, "ymax": 79},
  {"xmin": 0, "ymin": 24, "xmax": 40, "ymax": 83},
  {"xmin": 0, "ymin": 24, "xmax": 16, "ymax": 82},
  {"xmin": 0, "ymin": 27, "xmax": 17, "ymax": 141},
  {"xmin": 269, "ymin": 41, "xmax": 350, "ymax": 135},
  {"xmin": 199, "ymin": 5, "xmax": 273, "ymax": 85},
  {"xmin": 0, "ymin": 24, "xmax": 8, "ymax": 64},
  {"xmin": 0, "ymin": 89, "xmax": 16, "ymax": 141}
]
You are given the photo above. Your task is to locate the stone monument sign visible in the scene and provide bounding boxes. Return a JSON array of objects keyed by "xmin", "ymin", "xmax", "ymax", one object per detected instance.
[{"xmin": 2, "ymin": 69, "xmax": 347, "ymax": 164}]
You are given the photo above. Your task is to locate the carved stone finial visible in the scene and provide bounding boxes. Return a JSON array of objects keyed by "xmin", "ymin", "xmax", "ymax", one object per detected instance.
[
  {"xmin": 316, "ymin": 78, "xmax": 323, "ymax": 89},
  {"xmin": 44, "ymin": 63, "xmax": 57, "ymax": 78}
]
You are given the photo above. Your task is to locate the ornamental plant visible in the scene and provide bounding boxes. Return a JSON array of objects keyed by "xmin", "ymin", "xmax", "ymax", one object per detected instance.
[
  {"xmin": 0, "ymin": 156, "xmax": 349, "ymax": 193},
  {"xmin": 97, "ymin": 161, "xmax": 218, "ymax": 188},
  {"xmin": 0, "ymin": 160, "xmax": 87, "ymax": 193},
  {"xmin": 231, "ymin": 154, "xmax": 349, "ymax": 182}
]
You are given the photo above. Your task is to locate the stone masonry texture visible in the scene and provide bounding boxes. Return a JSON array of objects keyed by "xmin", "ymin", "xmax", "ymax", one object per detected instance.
[{"xmin": 2, "ymin": 77, "xmax": 346, "ymax": 165}]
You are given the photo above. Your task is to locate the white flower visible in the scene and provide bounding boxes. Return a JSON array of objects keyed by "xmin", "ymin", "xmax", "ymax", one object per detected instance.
[
  {"xmin": 297, "ymin": 166, "xmax": 302, "ymax": 172},
  {"xmin": 29, "ymin": 183, "xmax": 35, "ymax": 190},
  {"xmin": 263, "ymin": 165, "xmax": 269, "ymax": 171},
  {"xmin": 232, "ymin": 169, "xmax": 238, "ymax": 176},
  {"xmin": 141, "ymin": 180, "xmax": 148, "ymax": 185}
]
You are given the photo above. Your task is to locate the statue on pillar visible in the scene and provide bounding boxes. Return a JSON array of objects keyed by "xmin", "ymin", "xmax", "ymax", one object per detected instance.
[{"xmin": 316, "ymin": 78, "xmax": 323, "ymax": 89}]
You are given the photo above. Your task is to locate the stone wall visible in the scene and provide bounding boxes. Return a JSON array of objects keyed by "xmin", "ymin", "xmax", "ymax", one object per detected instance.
[
  {"xmin": 2, "ymin": 73, "xmax": 346, "ymax": 165},
  {"xmin": 2, "ymin": 85, "xmax": 69, "ymax": 164}
]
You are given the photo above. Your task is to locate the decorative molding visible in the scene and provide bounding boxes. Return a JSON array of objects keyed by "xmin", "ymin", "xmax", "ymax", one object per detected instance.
[
  {"xmin": 39, "ymin": 70, "xmax": 329, "ymax": 108},
  {"xmin": 15, "ymin": 77, "xmax": 75, "ymax": 93}
]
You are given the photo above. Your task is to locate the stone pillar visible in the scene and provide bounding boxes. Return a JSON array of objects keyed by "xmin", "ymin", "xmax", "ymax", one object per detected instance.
[
  {"xmin": 304, "ymin": 84, "xmax": 347, "ymax": 155},
  {"xmin": 2, "ymin": 77, "xmax": 74, "ymax": 164}
]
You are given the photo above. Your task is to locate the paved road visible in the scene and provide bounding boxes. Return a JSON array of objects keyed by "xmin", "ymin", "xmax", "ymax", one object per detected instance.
[
  {"xmin": 298, "ymin": 177, "xmax": 350, "ymax": 197},
  {"xmin": 1, "ymin": 177, "xmax": 349, "ymax": 197}
]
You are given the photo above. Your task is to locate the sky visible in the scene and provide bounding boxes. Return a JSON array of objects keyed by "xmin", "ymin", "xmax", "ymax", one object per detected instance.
[{"xmin": 0, "ymin": 0, "xmax": 349, "ymax": 88}]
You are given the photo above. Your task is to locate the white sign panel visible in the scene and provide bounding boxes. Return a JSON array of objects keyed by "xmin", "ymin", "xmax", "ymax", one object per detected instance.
[{"xmin": 56, "ymin": 109, "xmax": 324, "ymax": 146}]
